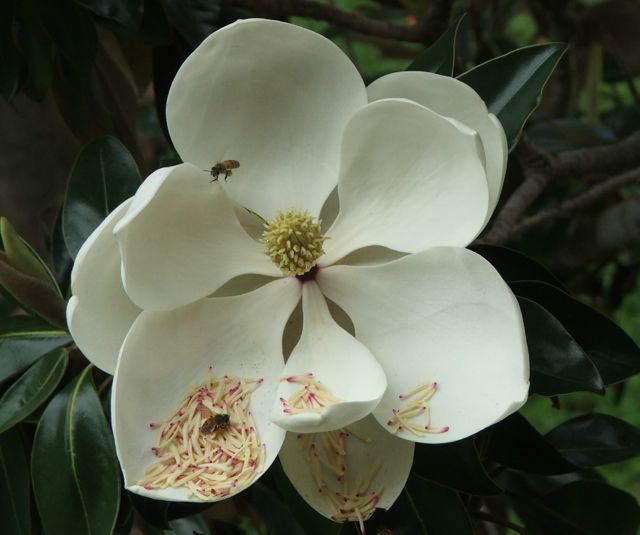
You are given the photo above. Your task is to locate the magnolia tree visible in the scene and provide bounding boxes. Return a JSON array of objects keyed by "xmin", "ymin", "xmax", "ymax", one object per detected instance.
[{"xmin": 1, "ymin": 1, "xmax": 640, "ymax": 535}]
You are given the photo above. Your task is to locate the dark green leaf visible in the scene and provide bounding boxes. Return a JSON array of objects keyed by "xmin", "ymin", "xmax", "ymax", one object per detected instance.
[
  {"xmin": 469, "ymin": 244, "xmax": 564, "ymax": 289},
  {"xmin": 0, "ymin": 217, "xmax": 61, "ymax": 294},
  {"xmin": 539, "ymin": 481, "xmax": 640, "ymax": 535},
  {"xmin": 0, "ymin": 253, "xmax": 68, "ymax": 330},
  {"xmin": 32, "ymin": 366, "xmax": 120, "ymax": 535},
  {"xmin": 162, "ymin": 0, "xmax": 223, "ymax": 48},
  {"xmin": 17, "ymin": 16, "xmax": 54, "ymax": 101},
  {"xmin": 381, "ymin": 474, "xmax": 473, "ymax": 535},
  {"xmin": 459, "ymin": 43, "xmax": 567, "ymax": 149},
  {"xmin": 0, "ymin": 2, "xmax": 20, "ymax": 99},
  {"xmin": 407, "ymin": 14, "xmax": 465, "ymax": 76},
  {"xmin": 0, "ymin": 348, "xmax": 67, "ymax": 433},
  {"xmin": 511, "ymin": 281, "xmax": 640, "ymax": 385},
  {"xmin": 486, "ymin": 413, "xmax": 577, "ymax": 474},
  {"xmin": 170, "ymin": 515, "xmax": 212, "ymax": 535},
  {"xmin": 412, "ymin": 438, "xmax": 501, "ymax": 495},
  {"xmin": 130, "ymin": 493, "xmax": 170, "ymax": 530},
  {"xmin": 0, "ymin": 427, "xmax": 30, "ymax": 535},
  {"xmin": 0, "ymin": 317, "xmax": 71, "ymax": 383},
  {"xmin": 63, "ymin": 136, "xmax": 140, "ymax": 259},
  {"xmin": 518, "ymin": 297, "xmax": 604, "ymax": 396},
  {"xmin": 75, "ymin": 0, "xmax": 144, "ymax": 26},
  {"xmin": 271, "ymin": 460, "xmax": 341, "ymax": 535},
  {"xmin": 250, "ymin": 483, "xmax": 306, "ymax": 535},
  {"xmin": 546, "ymin": 413, "xmax": 640, "ymax": 467},
  {"xmin": 42, "ymin": 2, "xmax": 98, "ymax": 82}
]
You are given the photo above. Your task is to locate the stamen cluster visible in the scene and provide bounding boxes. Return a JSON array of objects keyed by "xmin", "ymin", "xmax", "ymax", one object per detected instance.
[
  {"xmin": 298, "ymin": 428, "xmax": 382, "ymax": 530},
  {"xmin": 138, "ymin": 373, "xmax": 264, "ymax": 500},
  {"xmin": 262, "ymin": 209, "xmax": 327, "ymax": 276},
  {"xmin": 279, "ymin": 372, "xmax": 341, "ymax": 414},
  {"xmin": 387, "ymin": 381, "xmax": 449, "ymax": 436}
]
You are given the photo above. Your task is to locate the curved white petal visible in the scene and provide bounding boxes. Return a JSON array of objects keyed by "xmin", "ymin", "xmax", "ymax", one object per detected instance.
[
  {"xmin": 271, "ymin": 282, "xmax": 386, "ymax": 433},
  {"xmin": 279, "ymin": 415, "xmax": 414, "ymax": 521},
  {"xmin": 166, "ymin": 19, "xmax": 368, "ymax": 221},
  {"xmin": 112, "ymin": 277, "xmax": 301, "ymax": 502},
  {"xmin": 317, "ymin": 247, "xmax": 529, "ymax": 444},
  {"xmin": 320, "ymin": 99, "xmax": 488, "ymax": 266},
  {"xmin": 113, "ymin": 163, "xmax": 280, "ymax": 311},
  {"xmin": 367, "ymin": 72, "xmax": 508, "ymax": 220},
  {"xmin": 67, "ymin": 199, "xmax": 140, "ymax": 374}
]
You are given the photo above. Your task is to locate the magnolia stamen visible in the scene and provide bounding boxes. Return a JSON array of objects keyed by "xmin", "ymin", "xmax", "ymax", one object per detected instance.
[
  {"xmin": 388, "ymin": 381, "xmax": 449, "ymax": 436},
  {"xmin": 137, "ymin": 373, "xmax": 264, "ymax": 499},
  {"xmin": 281, "ymin": 373, "xmax": 341, "ymax": 415},
  {"xmin": 298, "ymin": 428, "xmax": 382, "ymax": 529}
]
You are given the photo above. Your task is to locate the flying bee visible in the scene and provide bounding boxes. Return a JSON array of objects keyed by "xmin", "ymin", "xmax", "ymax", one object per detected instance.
[
  {"xmin": 209, "ymin": 160, "xmax": 240, "ymax": 182},
  {"xmin": 200, "ymin": 413, "xmax": 230, "ymax": 435}
]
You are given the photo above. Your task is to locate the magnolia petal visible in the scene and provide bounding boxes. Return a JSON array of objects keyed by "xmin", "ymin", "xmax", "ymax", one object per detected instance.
[
  {"xmin": 317, "ymin": 247, "xmax": 529, "ymax": 444},
  {"xmin": 279, "ymin": 415, "xmax": 414, "ymax": 521},
  {"xmin": 367, "ymin": 72, "xmax": 508, "ymax": 220},
  {"xmin": 67, "ymin": 199, "xmax": 140, "ymax": 374},
  {"xmin": 114, "ymin": 163, "xmax": 280, "ymax": 311},
  {"xmin": 112, "ymin": 277, "xmax": 301, "ymax": 502},
  {"xmin": 320, "ymin": 99, "xmax": 488, "ymax": 266},
  {"xmin": 166, "ymin": 19, "xmax": 367, "ymax": 221},
  {"xmin": 271, "ymin": 281, "xmax": 386, "ymax": 433}
]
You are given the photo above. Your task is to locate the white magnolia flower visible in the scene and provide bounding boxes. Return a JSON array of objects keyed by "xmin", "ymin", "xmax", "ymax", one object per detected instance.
[{"xmin": 66, "ymin": 18, "xmax": 528, "ymax": 521}]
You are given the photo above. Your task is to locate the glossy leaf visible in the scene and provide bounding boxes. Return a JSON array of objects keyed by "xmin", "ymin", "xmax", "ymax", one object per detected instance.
[
  {"xmin": 32, "ymin": 366, "xmax": 120, "ymax": 535},
  {"xmin": 539, "ymin": 481, "xmax": 640, "ymax": 535},
  {"xmin": 75, "ymin": 0, "xmax": 144, "ymax": 26},
  {"xmin": 518, "ymin": 297, "xmax": 604, "ymax": 396},
  {"xmin": 546, "ymin": 413, "xmax": 640, "ymax": 467},
  {"xmin": 250, "ymin": 483, "xmax": 306, "ymax": 535},
  {"xmin": 271, "ymin": 460, "xmax": 341, "ymax": 535},
  {"xmin": 63, "ymin": 136, "xmax": 140, "ymax": 259},
  {"xmin": 0, "ymin": 427, "xmax": 30, "ymax": 535},
  {"xmin": 469, "ymin": 244, "xmax": 564, "ymax": 289},
  {"xmin": 412, "ymin": 438, "xmax": 501, "ymax": 495},
  {"xmin": 379, "ymin": 474, "xmax": 473, "ymax": 535},
  {"xmin": 0, "ymin": 217, "xmax": 60, "ymax": 293},
  {"xmin": 459, "ymin": 43, "xmax": 567, "ymax": 149},
  {"xmin": 170, "ymin": 515, "xmax": 212, "ymax": 535},
  {"xmin": 0, "ymin": 348, "xmax": 68, "ymax": 433},
  {"xmin": 486, "ymin": 413, "xmax": 577, "ymax": 474},
  {"xmin": 0, "ymin": 253, "xmax": 67, "ymax": 330},
  {"xmin": 407, "ymin": 14, "xmax": 465, "ymax": 76},
  {"xmin": 0, "ymin": 316, "xmax": 71, "ymax": 383},
  {"xmin": 511, "ymin": 281, "xmax": 640, "ymax": 385}
]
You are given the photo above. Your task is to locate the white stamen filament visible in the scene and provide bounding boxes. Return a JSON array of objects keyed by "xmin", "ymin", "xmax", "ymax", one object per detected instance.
[
  {"xmin": 280, "ymin": 373, "xmax": 342, "ymax": 414},
  {"xmin": 137, "ymin": 373, "xmax": 265, "ymax": 499},
  {"xmin": 387, "ymin": 381, "xmax": 449, "ymax": 436},
  {"xmin": 298, "ymin": 428, "xmax": 382, "ymax": 533}
]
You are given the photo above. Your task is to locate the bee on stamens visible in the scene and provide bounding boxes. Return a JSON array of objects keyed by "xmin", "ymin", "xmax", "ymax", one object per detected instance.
[
  {"xmin": 209, "ymin": 160, "xmax": 240, "ymax": 182},
  {"xmin": 200, "ymin": 413, "xmax": 230, "ymax": 435}
]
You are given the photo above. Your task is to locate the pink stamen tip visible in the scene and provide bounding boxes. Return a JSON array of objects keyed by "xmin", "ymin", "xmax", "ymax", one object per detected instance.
[
  {"xmin": 208, "ymin": 366, "xmax": 213, "ymax": 371},
  {"xmin": 257, "ymin": 378, "xmax": 264, "ymax": 383},
  {"xmin": 433, "ymin": 382, "xmax": 438, "ymax": 388},
  {"xmin": 143, "ymin": 484, "xmax": 154, "ymax": 490},
  {"xmin": 442, "ymin": 426, "xmax": 450, "ymax": 432},
  {"xmin": 148, "ymin": 423, "xmax": 157, "ymax": 429},
  {"xmin": 305, "ymin": 372, "xmax": 314, "ymax": 377},
  {"xmin": 399, "ymin": 394, "xmax": 406, "ymax": 400}
]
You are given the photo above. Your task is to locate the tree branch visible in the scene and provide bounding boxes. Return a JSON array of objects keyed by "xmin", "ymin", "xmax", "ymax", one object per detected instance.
[
  {"xmin": 509, "ymin": 167, "xmax": 640, "ymax": 239},
  {"xmin": 481, "ymin": 131, "xmax": 640, "ymax": 245},
  {"xmin": 225, "ymin": 0, "xmax": 452, "ymax": 42}
]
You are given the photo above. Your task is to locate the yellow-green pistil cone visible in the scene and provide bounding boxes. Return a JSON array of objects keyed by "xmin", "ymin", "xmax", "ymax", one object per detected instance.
[{"xmin": 262, "ymin": 209, "xmax": 327, "ymax": 276}]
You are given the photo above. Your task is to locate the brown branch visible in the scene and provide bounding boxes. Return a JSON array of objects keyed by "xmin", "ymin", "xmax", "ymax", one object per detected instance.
[
  {"xmin": 481, "ymin": 130, "xmax": 640, "ymax": 245},
  {"xmin": 225, "ymin": 0, "xmax": 452, "ymax": 42},
  {"xmin": 509, "ymin": 167, "xmax": 640, "ymax": 239}
]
